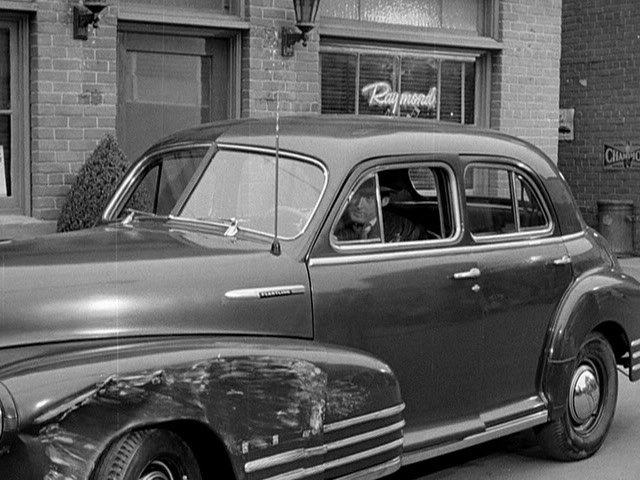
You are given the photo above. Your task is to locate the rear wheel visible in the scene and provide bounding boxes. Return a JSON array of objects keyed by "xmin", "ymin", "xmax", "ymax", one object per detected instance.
[
  {"xmin": 537, "ymin": 332, "xmax": 618, "ymax": 461},
  {"xmin": 93, "ymin": 429, "xmax": 202, "ymax": 480}
]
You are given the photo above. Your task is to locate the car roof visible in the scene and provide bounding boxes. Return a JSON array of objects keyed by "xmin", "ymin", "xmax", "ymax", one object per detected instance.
[{"xmin": 146, "ymin": 115, "xmax": 558, "ymax": 179}]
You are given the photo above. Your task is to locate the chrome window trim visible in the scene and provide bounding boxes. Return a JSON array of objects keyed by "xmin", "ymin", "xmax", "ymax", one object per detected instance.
[
  {"xmin": 330, "ymin": 162, "xmax": 462, "ymax": 252},
  {"xmin": 463, "ymin": 162, "xmax": 555, "ymax": 242},
  {"xmin": 192, "ymin": 143, "xmax": 329, "ymax": 241},
  {"xmin": 310, "ymin": 232, "xmax": 583, "ymax": 267}
]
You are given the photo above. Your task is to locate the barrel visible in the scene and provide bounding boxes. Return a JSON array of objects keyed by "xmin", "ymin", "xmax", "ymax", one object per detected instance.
[{"xmin": 597, "ymin": 199, "xmax": 634, "ymax": 256}]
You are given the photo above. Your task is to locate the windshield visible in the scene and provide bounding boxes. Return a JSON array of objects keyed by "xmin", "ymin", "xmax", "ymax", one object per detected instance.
[{"xmin": 178, "ymin": 150, "xmax": 326, "ymax": 239}]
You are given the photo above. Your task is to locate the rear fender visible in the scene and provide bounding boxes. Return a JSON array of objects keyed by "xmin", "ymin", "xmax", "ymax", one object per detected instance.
[{"xmin": 541, "ymin": 270, "xmax": 640, "ymax": 419}]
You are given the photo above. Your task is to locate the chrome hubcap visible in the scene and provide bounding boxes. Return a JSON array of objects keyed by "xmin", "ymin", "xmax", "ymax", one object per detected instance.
[
  {"xmin": 569, "ymin": 363, "xmax": 601, "ymax": 427},
  {"xmin": 139, "ymin": 460, "xmax": 180, "ymax": 480}
]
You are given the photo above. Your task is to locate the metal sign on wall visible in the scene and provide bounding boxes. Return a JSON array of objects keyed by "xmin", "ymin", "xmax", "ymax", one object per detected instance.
[{"xmin": 603, "ymin": 142, "xmax": 640, "ymax": 170}]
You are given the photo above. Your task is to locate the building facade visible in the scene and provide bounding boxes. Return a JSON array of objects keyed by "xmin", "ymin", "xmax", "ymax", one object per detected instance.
[
  {"xmin": 559, "ymin": 0, "xmax": 640, "ymax": 254},
  {"xmin": 0, "ymin": 0, "xmax": 561, "ymax": 237}
]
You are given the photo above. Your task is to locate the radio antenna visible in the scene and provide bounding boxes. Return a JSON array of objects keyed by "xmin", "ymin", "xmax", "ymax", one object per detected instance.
[{"xmin": 270, "ymin": 97, "xmax": 282, "ymax": 256}]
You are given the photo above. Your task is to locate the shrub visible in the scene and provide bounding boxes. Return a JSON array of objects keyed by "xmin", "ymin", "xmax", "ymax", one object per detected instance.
[{"xmin": 56, "ymin": 134, "xmax": 130, "ymax": 232}]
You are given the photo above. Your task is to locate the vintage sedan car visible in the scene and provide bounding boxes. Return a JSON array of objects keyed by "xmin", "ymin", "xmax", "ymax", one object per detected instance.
[{"xmin": 1, "ymin": 116, "xmax": 640, "ymax": 480}]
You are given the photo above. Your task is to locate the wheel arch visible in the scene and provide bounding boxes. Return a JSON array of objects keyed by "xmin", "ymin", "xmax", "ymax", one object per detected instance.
[
  {"xmin": 540, "ymin": 272, "xmax": 633, "ymax": 419},
  {"xmin": 90, "ymin": 420, "xmax": 238, "ymax": 480}
]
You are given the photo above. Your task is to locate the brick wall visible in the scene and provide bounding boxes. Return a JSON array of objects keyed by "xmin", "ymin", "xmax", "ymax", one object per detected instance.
[
  {"xmin": 30, "ymin": 0, "xmax": 117, "ymax": 220},
  {"xmin": 491, "ymin": 0, "xmax": 562, "ymax": 162},
  {"xmin": 242, "ymin": 0, "xmax": 320, "ymax": 117},
  {"xmin": 559, "ymin": 0, "xmax": 640, "ymax": 253}
]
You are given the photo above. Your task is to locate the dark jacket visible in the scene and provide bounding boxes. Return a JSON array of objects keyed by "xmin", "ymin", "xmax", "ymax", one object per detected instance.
[{"xmin": 335, "ymin": 210, "xmax": 422, "ymax": 243}]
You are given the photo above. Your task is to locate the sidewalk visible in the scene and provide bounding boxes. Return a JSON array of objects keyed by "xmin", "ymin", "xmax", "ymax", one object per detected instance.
[{"xmin": 0, "ymin": 216, "xmax": 56, "ymax": 241}]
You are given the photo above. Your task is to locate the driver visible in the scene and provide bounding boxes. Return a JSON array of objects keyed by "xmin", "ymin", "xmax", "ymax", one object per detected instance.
[{"xmin": 335, "ymin": 178, "xmax": 422, "ymax": 242}]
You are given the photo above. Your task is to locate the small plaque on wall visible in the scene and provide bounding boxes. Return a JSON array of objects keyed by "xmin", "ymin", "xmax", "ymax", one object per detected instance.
[
  {"xmin": 559, "ymin": 108, "xmax": 574, "ymax": 141},
  {"xmin": 603, "ymin": 142, "xmax": 640, "ymax": 170}
]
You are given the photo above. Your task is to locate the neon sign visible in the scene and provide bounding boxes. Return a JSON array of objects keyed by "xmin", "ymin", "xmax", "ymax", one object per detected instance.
[{"xmin": 361, "ymin": 81, "xmax": 438, "ymax": 115}]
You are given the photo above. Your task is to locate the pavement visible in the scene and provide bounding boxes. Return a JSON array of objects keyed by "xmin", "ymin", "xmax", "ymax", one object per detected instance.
[{"xmin": 0, "ymin": 215, "xmax": 56, "ymax": 241}]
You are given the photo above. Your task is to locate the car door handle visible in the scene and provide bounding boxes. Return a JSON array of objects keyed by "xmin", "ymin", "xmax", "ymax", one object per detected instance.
[
  {"xmin": 452, "ymin": 267, "xmax": 481, "ymax": 280},
  {"xmin": 553, "ymin": 255, "xmax": 572, "ymax": 266}
]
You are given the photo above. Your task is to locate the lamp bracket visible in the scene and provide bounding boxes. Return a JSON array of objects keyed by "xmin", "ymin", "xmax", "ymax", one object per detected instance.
[
  {"xmin": 73, "ymin": 3, "xmax": 107, "ymax": 41},
  {"xmin": 281, "ymin": 26, "xmax": 308, "ymax": 57}
]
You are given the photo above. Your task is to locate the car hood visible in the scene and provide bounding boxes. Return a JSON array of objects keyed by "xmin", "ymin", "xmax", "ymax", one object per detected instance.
[{"xmin": 0, "ymin": 224, "xmax": 313, "ymax": 348}]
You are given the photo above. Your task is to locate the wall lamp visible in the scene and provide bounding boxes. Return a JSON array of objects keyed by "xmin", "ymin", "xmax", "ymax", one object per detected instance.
[
  {"xmin": 281, "ymin": 0, "xmax": 321, "ymax": 57},
  {"xmin": 73, "ymin": 1, "xmax": 108, "ymax": 40}
]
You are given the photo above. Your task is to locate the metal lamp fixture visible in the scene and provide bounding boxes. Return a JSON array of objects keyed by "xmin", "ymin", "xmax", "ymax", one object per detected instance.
[
  {"xmin": 281, "ymin": 0, "xmax": 321, "ymax": 57},
  {"xmin": 73, "ymin": 0, "xmax": 108, "ymax": 40}
]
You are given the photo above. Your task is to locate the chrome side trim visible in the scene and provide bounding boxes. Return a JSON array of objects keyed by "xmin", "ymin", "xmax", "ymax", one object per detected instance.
[
  {"xmin": 562, "ymin": 231, "xmax": 587, "ymax": 242},
  {"xmin": 245, "ymin": 446, "xmax": 327, "ymax": 473},
  {"xmin": 324, "ymin": 403, "xmax": 405, "ymax": 433},
  {"xmin": 261, "ymin": 439, "xmax": 404, "ymax": 480},
  {"xmin": 310, "ymin": 233, "xmax": 577, "ymax": 267},
  {"xmin": 632, "ymin": 363, "xmax": 640, "ymax": 372},
  {"xmin": 245, "ymin": 419, "xmax": 405, "ymax": 473},
  {"xmin": 334, "ymin": 457, "xmax": 401, "ymax": 480},
  {"xmin": 631, "ymin": 338, "xmax": 640, "ymax": 348},
  {"xmin": 402, "ymin": 410, "xmax": 548, "ymax": 466},
  {"xmin": 225, "ymin": 285, "xmax": 305, "ymax": 300},
  {"xmin": 327, "ymin": 420, "xmax": 405, "ymax": 452}
]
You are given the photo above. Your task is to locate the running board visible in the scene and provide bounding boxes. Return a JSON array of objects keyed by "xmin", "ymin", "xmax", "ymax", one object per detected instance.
[{"xmin": 401, "ymin": 410, "xmax": 548, "ymax": 466}]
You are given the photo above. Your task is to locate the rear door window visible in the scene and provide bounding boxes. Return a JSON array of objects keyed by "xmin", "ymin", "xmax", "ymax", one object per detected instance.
[{"xmin": 464, "ymin": 165, "xmax": 551, "ymax": 238}]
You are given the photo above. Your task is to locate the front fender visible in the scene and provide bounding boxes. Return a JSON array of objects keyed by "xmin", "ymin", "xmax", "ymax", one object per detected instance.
[
  {"xmin": 0, "ymin": 337, "xmax": 403, "ymax": 480},
  {"xmin": 541, "ymin": 268, "xmax": 640, "ymax": 418}
]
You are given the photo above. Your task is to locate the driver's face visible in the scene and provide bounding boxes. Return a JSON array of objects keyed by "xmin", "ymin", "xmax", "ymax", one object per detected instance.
[{"xmin": 347, "ymin": 186, "xmax": 378, "ymax": 224}]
